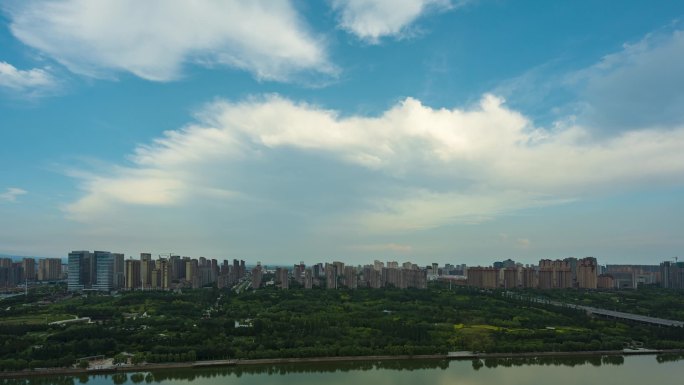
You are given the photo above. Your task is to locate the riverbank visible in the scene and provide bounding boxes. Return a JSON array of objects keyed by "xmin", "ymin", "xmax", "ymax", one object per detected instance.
[{"xmin": 1, "ymin": 349, "xmax": 683, "ymax": 380}]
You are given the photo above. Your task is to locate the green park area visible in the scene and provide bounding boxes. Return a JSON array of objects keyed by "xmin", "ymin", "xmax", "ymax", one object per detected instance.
[{"xmin": 1, "ymin": 284, "xmax": 684, "ymax": 371}]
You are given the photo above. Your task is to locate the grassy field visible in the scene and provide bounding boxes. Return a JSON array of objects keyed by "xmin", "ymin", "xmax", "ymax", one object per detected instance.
[{"xmin": 0, "ymin": 313, "xmax": 75, "ymax": 325}]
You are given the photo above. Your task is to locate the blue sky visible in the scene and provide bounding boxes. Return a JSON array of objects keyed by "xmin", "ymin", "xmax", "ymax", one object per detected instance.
[{"xmin": 1, "ymin": 0, "xmax": 683, "ymax": 265}]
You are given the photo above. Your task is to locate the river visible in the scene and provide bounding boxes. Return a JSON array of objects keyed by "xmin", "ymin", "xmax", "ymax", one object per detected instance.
[{"xmin": 4, "ymin": 355, "xmax": 684, "ymax": 385}]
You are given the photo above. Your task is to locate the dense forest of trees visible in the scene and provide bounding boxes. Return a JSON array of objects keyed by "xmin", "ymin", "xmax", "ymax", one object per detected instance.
[{"xmin": 1, "ymin": 284, "xmax": 684, "ymax": 371}]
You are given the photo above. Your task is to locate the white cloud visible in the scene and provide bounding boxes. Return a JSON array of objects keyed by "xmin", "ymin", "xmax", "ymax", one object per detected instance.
[
  {"xmin": 0, "ymin": 187, "xmax": 27, "ymax": 202},
  {"xmin": 516, "ymin": 238, "xmax": 531, "ymax": 249},
  {"xmin": 0, "ymin": 61, "xmax": 57, "ymax": 94},
  {"xmin": 65, "ymin": 94, "xmax": 684, "ymax": 235},
  {"xmin": 332, "ymin": 0, "xmax": 455, "ymax": 43},
  {"xmin": 5, "ymin": 0, "xmax": 334, "ymax": 82}
]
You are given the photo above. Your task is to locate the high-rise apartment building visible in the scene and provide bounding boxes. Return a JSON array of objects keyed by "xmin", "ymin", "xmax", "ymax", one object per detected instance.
[
  {"xmin": 251, "ymin": 263, "xmax": 263, "ymax": 289},
  {"xmin": 211, "ymin": 259, "xmax": 218, "ymax": 283},
  {"xmin": 293, "ymin": 262, "xmax": 305, "ymax": 285},
  {"xmin": 466, "ymin": 267, "xmax": 499, "ymax": 289},
  {"xmin": 503, "ymin": 268, "xmax": 518, "ymax": 289},
  {"xmin": 403, "ymin": 266, "xmax": 427, "ymax": 289},
  {"xmin": 169, "ymin": 255, "xmax": 182, "ymax": 281},
  {"xmin": 343, "ymin": 266, "xmax": 357, "ymax": 289},
  {"xmin": 231, "ymin": 259, "xmax": 240, "ymax": 282},
  {"xmin": 597, "ymin": 274, "xmax": 614, "ymax": 289},
  {"xmin": 564, "ymin": 257, "xmax": 578, "ymax": 285},
  {"xmin": 38, "ymin": 258, "xmax": 62, "ymax": 281},
  {"xmin": 22, "ymin": 258, "xmax": 35, "ymax": 281},
  {"xmin": 661, "ymin": 261, "xmax": 684, "ymax": 289},
  {"xmin": 521, "ymin": 267, "xmax": 537, "ymax": 288},
  {"xmin": 313, "ymin": 263, "xmax": 322, "ymax": 278},
  {"xmin": 577, "ymin": 257, "xmax": 598, "ymax": 289},
  {"xmin": 362, "ymin": 266, "xmax": 382, "ymax": 288},
  {"xmin": 325, "ymin": 263, "xmax": 337, "ymax": 289},
  {"xmin": 0, "ymin": 258, "xmax": 24, "ymax": 288},
  {"xmin": 112, "ymin": 253, "xmax": 125, "ymax": 289},
  {"xmin": 125, "ymin": 259, "xmax": 141, "ymax": 289},
  {"xmin": 163, "ymin": 259, "xmax": 172, "ymax": 288},
  {"xmin": 140, "ymin": 253, "xmax": 153, "ymax": 289},
  {"xmin": 382, "ymin": 267, "xmax": 403, "ymax": 288},
  {"xmin": 539, "ymin": 259, "xmax": 573, "ymax": 289},
  {"xmin": 186, "ymin": 259, "xmax": 199, "ymax": 288},
  {"xmin": 276, "ymin": 267, "xmax": 289, "ymax": 289},
  {"xmin": 304, "ymin": 268, "xmax": 313, "ymax": 289}
]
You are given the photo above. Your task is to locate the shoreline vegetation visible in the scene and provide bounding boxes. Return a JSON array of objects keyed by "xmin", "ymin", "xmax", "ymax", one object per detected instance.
[{"xmin": 1, "ymin": 349, "xmax": 684, "ymax": 380}]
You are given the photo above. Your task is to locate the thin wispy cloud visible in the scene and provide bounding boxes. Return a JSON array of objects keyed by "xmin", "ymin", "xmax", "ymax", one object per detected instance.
[
  {"xmin": 575, "ymin": 28, "xmax": 684, "ymax": 130},
  {"xmin": 495, "ymin": 26, "xmax": 684, "ymax": 132},
  {"xmin": 0, "ymin": 187, "xmax": 27, "ymax": 202},
  {"xmin": 0, "ymin": 61, "xmax": 58, "ymax": 97},
  {"xmin": 5, "ymin": 0, "xmax": 335, "ymax": 82}
]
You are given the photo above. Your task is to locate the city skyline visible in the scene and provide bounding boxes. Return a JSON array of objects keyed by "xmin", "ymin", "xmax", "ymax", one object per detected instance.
[
  {"xmin": 6, "ymin": 251, "xmax": 681, "ymax": 292},
  {"xmin": 0, "ymin": 250, "xmax": 681, "ymax": 268},
  {"xmin": 2, "ymin": 1, "xmax": 684, "ymax": 265},
  {"xmin": 2, "ymin": 250, "xmax": 678, "ymax": 269}
]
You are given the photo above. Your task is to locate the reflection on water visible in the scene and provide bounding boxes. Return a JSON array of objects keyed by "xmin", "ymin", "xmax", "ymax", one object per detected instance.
[
  {"xmin": 152, "ymin": 359, "xmax": 449, "ymax": 381},
  {"xmin": 471, "ymin": 354, "xmax": 625, "ymax": 370},
  {"xmin": 2, "ymin": 354, "xmax": 683, "ymax": 385},
  {"xmin": 656, "ymin": 353, "xmax": 684, "ymax": 363},
  {"xmin": 0, "ymin": 376, "xmax": 78, "ymax": 385},
  {"xmin": 134, "ymin": 356, "xmax": 630, "ymax": 382}
]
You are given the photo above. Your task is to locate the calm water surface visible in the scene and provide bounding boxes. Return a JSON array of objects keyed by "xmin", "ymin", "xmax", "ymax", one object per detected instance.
[{"xmin": 6, "ymin": 355, "xmax": 684, "ymax": 385}]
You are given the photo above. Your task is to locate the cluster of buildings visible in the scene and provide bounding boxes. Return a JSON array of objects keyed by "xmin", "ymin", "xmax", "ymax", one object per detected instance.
[
  {"xmin": 3, "ymin": 251, "xmax": 683, "ymax": 293},
  {"xmin": 465, "ymin": 257, "xmax": 599, "ymax": 289},
  {"xmin": 67, "ymin": 251, "xmax": 248, "ymax": 292},
  {"xmin": 602, "ymin": 265, "xmax": 661, "ymax": 289},
  {"xmin": 251, "ymin": 260, "xmax": 428, "ymax": 290},
  {"xmin": 0, "ymin": 257, "xmax": 63, "ymax": 288},
  {"xmin": 64, "ymin": 252, "xmax": 429, "ymax": 293},
  {"xmin": 461, "ymin": 257, "xmax": 684, "ymax": 290}
]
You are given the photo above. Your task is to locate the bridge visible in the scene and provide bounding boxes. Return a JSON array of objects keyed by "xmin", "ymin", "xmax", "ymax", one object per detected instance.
[
  {"xmin": 503, "ymin": 292, "xmax": 684, "ymax": 327},
  {"xmin": 564, "ymin": 304, "xmax": 684, "ymax": 327}
]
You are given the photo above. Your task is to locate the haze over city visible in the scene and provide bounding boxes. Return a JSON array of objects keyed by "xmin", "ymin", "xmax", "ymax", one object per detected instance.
[{"xmin": 1, "ymin": 1, "xmax": 684, "ymax": 265}]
